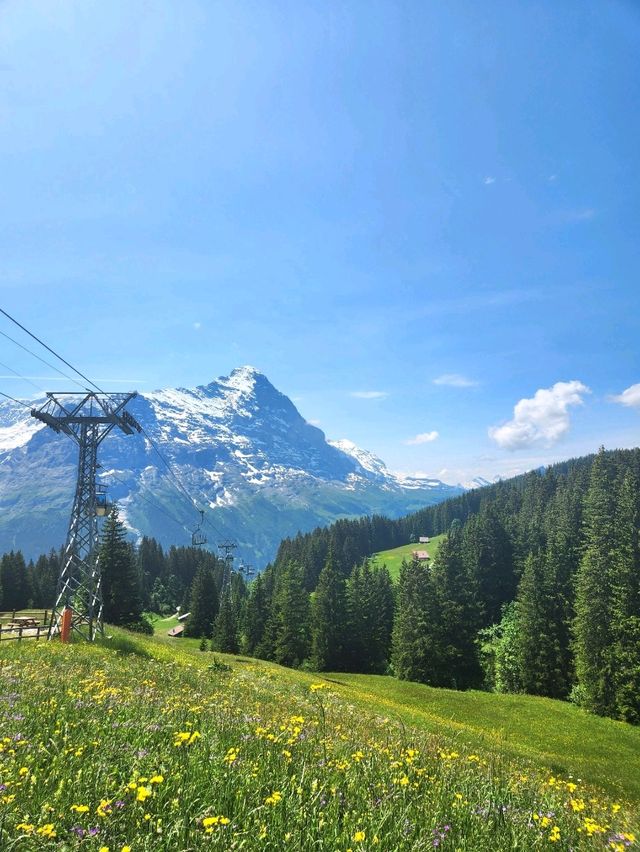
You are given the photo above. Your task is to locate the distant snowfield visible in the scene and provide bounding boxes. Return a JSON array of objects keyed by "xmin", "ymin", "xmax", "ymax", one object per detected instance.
[{"xmin": 0, "ymin": 419, "xmax": 43, "ymax": 453}]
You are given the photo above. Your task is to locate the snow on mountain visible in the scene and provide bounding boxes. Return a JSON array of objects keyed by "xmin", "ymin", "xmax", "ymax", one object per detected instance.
[
  {"xmin": 0, "ymin": 402, "xmax": 44, "ymax": 452},
  {"xmin": 327, "ymin": 439, "xmax": 390, "ymax": 481},
  {"xmin": 0, "ymin": 367, "xmax": 462, "ymax": 563},
  {"xmin": 459, "ymin": 475, "xmax": 502, "ymax": 490}
]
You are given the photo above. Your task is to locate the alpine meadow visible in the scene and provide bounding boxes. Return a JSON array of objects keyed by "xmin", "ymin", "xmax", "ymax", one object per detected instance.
[{"xmin": 1, "ymin": 2, "xmax": 640, "ymax": 851}]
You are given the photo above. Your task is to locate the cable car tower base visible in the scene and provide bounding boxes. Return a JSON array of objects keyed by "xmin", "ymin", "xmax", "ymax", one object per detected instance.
[{"xmin": 31, "ymin": 392, "xmax": 141, "ymax": 641}]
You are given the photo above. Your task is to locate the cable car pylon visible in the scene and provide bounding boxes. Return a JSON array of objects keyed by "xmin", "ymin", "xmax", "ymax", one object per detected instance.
[{"xmin": 31, "ymin": 391, "xmax": 141, "ymax": 641}]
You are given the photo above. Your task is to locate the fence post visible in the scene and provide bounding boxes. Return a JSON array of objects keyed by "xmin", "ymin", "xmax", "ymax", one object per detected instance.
[{"xmin": 18, "ymin": 626, "xmax": 23, "ymax": 642}]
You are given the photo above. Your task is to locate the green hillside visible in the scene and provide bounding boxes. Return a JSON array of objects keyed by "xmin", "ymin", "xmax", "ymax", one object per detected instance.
[
  {"xmin": 0, "ymin": 632, "xmax": 638, "ymax": 850},
  {"xmin": 374, "ymin": 534, "xmax": 445, "ymax": 579},
  {"xmin": 325, "ymin": 673, "xmax": 640, "ymax": 800}
]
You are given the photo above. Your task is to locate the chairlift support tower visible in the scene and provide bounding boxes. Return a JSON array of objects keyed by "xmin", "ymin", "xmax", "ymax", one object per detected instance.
[{"xmin": 31, "ymin": 392, "xmax": 141, "ymax": 641}]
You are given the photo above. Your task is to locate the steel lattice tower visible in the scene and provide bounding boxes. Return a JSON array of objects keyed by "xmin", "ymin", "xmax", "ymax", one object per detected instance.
[{"xmin": 32, "ymin": 392, "xmax": 141, "ymax": 640}]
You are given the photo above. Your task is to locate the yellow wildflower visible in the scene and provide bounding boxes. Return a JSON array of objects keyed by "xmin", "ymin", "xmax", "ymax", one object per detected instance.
[
  {"xmin": 353, "ymin": 829, "xmax": 366, "ymax": 842},
  {"xmin": 136, "ymin": 785, "xmax": 151, "ymax": 802},
  {"xmin": 36, "ymin": 824, "xmax": 57, "ymax": 838}
]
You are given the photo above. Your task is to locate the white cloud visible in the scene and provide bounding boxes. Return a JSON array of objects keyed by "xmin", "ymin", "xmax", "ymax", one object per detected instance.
[
  {"xmin": 433, "ymin": 373, "xmax": 479, "ymax": 388},
  {"xmin": 307, "ymin": 418, "xmax": 321, "ymax": 426},
  {"xmin": 489, "ymin": 380, "xmax": 590, "ymax": 451},
  {"xmin": 350, "ymin": 390, "xmax": 388, "ymax": 400},
  {"xmin": 193, "ymin": 322, "xmax": 202, "ymax": 330},
  {"xmin": 610, "ymin": 383, "xmax": 640, "ymax": 409},
  {"xmin": 405, "ymin": 431, "xmax": 439, "ymax": 445},
  {"xmin": 483, "ymin": 176, "xmax": 495, "ymax": 185}
]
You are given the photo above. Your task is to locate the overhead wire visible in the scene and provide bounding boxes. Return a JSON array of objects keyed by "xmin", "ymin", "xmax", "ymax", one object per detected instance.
[
  {"xmin": 0, "ymin": 306, "xmax": 232, "ymax": 547},
  {"xmin": 0, "ymin": 390, "xmax": 31, "ymax": 408},
  {"xmin": 137, "ymin": 422, "xmax": 230, "ymax": 542},
  {"xmin": 0, "ymin": 307, "xmax": 105, "ymax": 393},
  {"xmin": 0, "ymin": 328, "xmax": 88, "ymax": 392},
  {"xmin": 0, "ymin": 358, "xmax": 46, "ymax": 395},
  {"xmin": 103, "ymin": 470, "xmax": 192, "ymax": 535}
]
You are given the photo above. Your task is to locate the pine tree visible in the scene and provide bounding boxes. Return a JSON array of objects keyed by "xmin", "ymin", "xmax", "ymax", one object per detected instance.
[
  {"xmin": 345, "ymin": 561, "xmax": 370, "ymax": 671},
  {"xmin": 99, "ymin": 508, "xmax": 143, "ymax": 626},
  {"xmin": 516, "ymin": 552, "xmax": 565, "ymax": 697},
  {"xmin": 541, "ymin": 484, "xmax": 582, "ymax": 696},
  {"xmin": 211, "ymin": 587, "xmax": 239, "ymax": 653},
  {"xmin": 462, "ymin": 509, "xmax": 514, "ymax": 627},
  {"xmin": 184, "ymin": 564, "xmax": 219, "ymax": 638},
  {"xmin": 391, "ymin": 557, "xmax": 441, "ymax": 683},
  {"xmin": 310, "ymin": 551, "xmax": 346, "ymax": 671},
  {"xmin": 432, "ymin": 524, "xmax": 483, "ymax": 689},
  {"xmin": 244, "ymin": 573, "xmax": 269, "ymax": 654},
  {"xmin": 0, "ymin": 551, "xmax": 31, "ymax": 611},
  {"xmin": 345, "ymin": 561, "xmax": 395, "ymax": 673},
  {"xmin": 573, "ymin": 448, "xmax": 617, "ymax": 716},
  {"xmin": 611, "ymin": 471, "xmax": 640, "ymax": 722},
  {"xmin": 272, "ymin": 563, "xmax": 310, "ymax": 668}
]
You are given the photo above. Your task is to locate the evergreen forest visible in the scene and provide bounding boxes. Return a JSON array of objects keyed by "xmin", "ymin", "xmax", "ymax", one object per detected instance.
[{"xmin": 2, "ymin": 446, "xmax": 639, "ymax": 724}]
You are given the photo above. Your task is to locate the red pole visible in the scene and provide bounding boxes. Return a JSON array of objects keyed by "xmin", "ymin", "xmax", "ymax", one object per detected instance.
[{"xmin": 60, "ymin": 607, "xmax": 72, "ymax": 643}]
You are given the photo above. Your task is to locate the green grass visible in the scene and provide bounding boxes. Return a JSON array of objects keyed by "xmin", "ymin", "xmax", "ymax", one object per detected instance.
[
  {"xmin": 374, "ymin": 534, "xmax": 445, "ymax": 580},
  {"xmin": 322, "ymin": 672, "xmax": 640, "ymax": 801},
  {"xmin": 0, "ymin": 631, "xmax": 638, "ymax": 850}
]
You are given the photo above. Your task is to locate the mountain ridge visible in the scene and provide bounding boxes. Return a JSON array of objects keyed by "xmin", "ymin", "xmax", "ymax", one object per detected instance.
[{"xmin": 0, "ymin": 366, "xmax": 462, "ymax": 563}]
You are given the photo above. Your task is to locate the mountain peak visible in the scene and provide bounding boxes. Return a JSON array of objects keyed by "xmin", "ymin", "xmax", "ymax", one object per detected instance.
[{"xmin": 0, "ymin": 366, "xmax": 462, "ymax": 562}]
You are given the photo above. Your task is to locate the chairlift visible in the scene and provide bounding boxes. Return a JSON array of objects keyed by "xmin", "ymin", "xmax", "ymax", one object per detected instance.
[{"xmin": 191, "ymin": 509, "xmax": 208, "ymax": 547}]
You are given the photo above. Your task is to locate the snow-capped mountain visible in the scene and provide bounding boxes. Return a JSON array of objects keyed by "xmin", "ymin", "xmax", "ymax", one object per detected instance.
[
  {"xmin": 459, "ymin": 475, "xmax": 503, "ymax": 490},
  {"xmin": 0, "ymin": 367, "xmax": 462, "ymax": 563}
]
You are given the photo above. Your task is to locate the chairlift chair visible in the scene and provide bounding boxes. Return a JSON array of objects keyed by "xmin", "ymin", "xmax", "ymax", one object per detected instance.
[{"xmin": 191, "ymin": 509, "xmax": 208, "ymax": 547}]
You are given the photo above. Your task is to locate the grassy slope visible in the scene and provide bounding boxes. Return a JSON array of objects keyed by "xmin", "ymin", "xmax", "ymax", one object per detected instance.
[
  {"xmin": 141, "ymin": 627, "xmax": 640, "ymax": 801},
  {"xmin": 2, "ymin": 630, "xmax": 639, "ymax": 850},
  {"xmin": 323, "ymin": 673, "xmax": 640, "ymax": 801},
  {"xmin": 374, "ymin": 534, "xmax": 445, "ymax": 580}
]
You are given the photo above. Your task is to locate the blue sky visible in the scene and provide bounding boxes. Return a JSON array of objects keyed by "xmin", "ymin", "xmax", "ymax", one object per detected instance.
[{"xmin": 0, "ymin": 0, "xmax": 638, "ymax": 483}]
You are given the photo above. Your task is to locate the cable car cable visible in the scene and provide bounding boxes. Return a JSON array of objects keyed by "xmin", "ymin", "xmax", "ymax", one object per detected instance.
[
  {"xmin": 138, "ymin": 424, "xmax": 229, "ymax": 542},
  {"xmin": 0, "ymin": 307, "xmax": 105, "ymax": 393},
  {"xmin": 103, "ymin": 471, "xmax": 192, "ymax": 535},
  {"xmin": 0, "ymin": 390, "xmax": 31, "ymax": 408},
  {"xmin": 0, "ymin": 307, "xmax": 232, "ymax": 544},
  {"xmin": 0, "ymin": 328, "xmax": 87, "ymax": 392},
  {"xmin": 0, "ymin": 359, "xmax": 46, "ymax": 394}
]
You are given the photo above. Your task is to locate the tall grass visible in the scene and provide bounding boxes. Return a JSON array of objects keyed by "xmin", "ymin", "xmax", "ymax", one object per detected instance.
[{"xmin": 0, "ymin": 638, "xmax": 637, "ymax": 850}]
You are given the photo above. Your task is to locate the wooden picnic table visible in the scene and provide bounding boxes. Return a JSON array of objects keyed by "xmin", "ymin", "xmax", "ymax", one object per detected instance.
[{"xmin": 7, "ymin": 617, "xmax": 40, "ymax": 628}]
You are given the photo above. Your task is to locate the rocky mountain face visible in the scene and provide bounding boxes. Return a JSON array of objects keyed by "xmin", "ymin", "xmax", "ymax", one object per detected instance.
[{"xmin": 0, "ymin": 367, "xmax": 462, "ymax": 564}]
